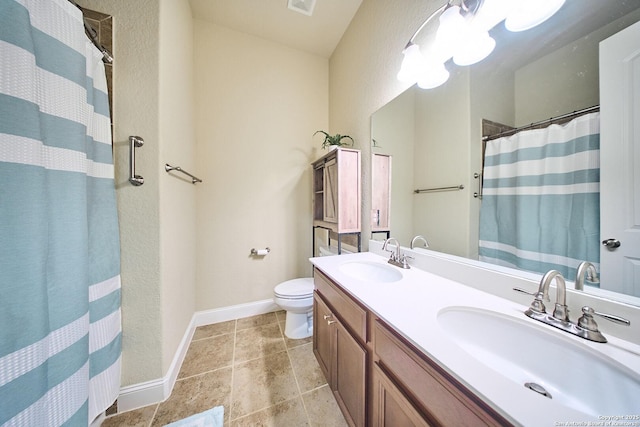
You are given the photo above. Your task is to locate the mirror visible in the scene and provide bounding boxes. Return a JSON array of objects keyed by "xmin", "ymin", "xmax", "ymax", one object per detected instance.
[{"xmin": 371, "ymin": 0, "xmax": 640, "ymax": 302}]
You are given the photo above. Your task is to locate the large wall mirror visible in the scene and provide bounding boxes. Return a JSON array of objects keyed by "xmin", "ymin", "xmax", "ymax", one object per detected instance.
[{"xmin": 371, "ymin": 0, "xmax": 640, "ymax": 303}]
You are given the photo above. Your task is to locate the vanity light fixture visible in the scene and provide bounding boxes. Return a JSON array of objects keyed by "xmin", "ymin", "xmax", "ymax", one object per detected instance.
[{"xmin": 398, "ymin": 0, "xmax": 566, "ymax": 89}]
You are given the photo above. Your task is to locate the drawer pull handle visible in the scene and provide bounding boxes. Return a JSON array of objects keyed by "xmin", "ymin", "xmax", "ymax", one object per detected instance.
[
  {"xmin": 327, "ymin": 320, "xmax": 337, "ymax": 325},
  {"xmin": 323, "ymin": 314, "xmax": 333, "ymax": 320}
]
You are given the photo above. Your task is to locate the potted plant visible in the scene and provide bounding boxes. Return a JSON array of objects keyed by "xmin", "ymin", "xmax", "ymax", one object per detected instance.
[{"xmin": 314, "ymin": 130, "xmax": 354, "ymax": 150}]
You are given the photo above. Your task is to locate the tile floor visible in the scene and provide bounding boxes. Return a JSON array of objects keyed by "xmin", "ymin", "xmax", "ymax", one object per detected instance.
[{"xmin": 101, "ymin": 311, "xmax": 348, "ymax": 426}]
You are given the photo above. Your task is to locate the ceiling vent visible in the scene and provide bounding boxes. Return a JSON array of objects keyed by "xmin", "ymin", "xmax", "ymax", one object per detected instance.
[{"xmin": 287, "ymin": 0, "xmax": 316, "ymax": 16}]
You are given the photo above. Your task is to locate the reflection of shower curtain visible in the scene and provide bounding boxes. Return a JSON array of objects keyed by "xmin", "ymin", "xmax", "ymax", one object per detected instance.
[
  {"xmin": 479, "ymin": 112, "xmax": 600, "ymax": 279},
  {"xmin": 0, "ymin": 0, "xmax": 121, "ymax": 425}
]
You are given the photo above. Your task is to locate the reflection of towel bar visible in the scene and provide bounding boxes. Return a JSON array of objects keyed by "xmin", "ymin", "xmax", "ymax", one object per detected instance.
[
  {"xmin": 414, "ymin": 185, "xmax": 464, "ymax": 194},
  {"xmin": 165, "ymin": 163, "xmax": 202, "ymax": 184}
]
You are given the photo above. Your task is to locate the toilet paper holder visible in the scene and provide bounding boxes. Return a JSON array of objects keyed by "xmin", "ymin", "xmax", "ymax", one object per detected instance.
[{"xmin": 251, "ymin": 247, "xmax": 271, "ymax": 256}]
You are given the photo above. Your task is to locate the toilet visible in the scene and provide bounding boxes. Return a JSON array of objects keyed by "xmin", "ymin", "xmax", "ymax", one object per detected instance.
[{"xmin": 273, "ymin": 278, "xmax": 315, "ymax": 339}]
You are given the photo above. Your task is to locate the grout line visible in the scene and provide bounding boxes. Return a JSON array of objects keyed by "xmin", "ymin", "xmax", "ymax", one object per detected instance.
[{"xmin": 148, "ymin": 403, "xmax": 159, "ymax": 427}]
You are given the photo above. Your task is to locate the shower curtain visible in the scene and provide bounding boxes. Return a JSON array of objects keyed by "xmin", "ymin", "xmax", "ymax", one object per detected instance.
[
  {"xmin": 0, "ymin": 0, "xmax": 121, "ymax": 425},
  {"xmin": 478, "ymin": 112, "xmax": 600, "ymax": 279}
]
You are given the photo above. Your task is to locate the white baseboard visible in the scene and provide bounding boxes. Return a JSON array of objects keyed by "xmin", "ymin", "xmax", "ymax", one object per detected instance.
[{"xmin": 115, "ymin": 299, "xmax": 279, "ymax": 413}]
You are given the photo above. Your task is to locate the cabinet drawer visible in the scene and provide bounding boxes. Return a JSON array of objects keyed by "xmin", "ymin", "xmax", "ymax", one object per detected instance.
[
  {"xmin": 314, "ymin": 269, "xmax": 367, "ymax": 342},
  {"xmin": 374, "ymin": 320, "xmax": 510, "ymax": 427}
]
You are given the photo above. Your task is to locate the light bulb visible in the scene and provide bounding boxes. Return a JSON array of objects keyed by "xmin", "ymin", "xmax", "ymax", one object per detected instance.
[{"xmin": 505, "ymin": 0, "xmax": 565, "ymax": 32}]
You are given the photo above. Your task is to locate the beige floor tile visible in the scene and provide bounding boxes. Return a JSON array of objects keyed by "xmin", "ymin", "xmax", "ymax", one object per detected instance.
[
  {"xmin": 285, "ymin": 334, "xmax": 313, "ymax": 349},
  {"xmin": 289, "ymin": 343, "xmax": 327, "ymax": 393},
  {"xmin": 302, "ymin": 385, "xmax": 348, "ymax": 427},
  {"xmin": 193, "ymin": 320, "xmax": 235, "ymax": 341},
  {"xmin": 230, "ymin": 397, "xmax": 310, "ymax": 427},
  {"xmin": 236, "ymin": 312, "xmax": 278, "ymax": 330},
  {"xmin": 101, "ymin": 405, "xmax": 156, "ymax": 427},
  {"xmin": 152, "ymin": 367, "xmax": 232, "ymax": 426},
  {"xmin": 178, "ymin": 333, "xmax": 234, "ymax": 378},
  {"xmin": 234, "ymin": 323, "xmax": 285, "ymax": 363},
  {"xmin": 231, "ymin": 351, "xmax": 299, "ymax": 419}
]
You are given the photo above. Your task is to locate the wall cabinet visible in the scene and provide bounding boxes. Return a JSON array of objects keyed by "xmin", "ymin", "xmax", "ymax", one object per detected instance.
[
  {"xmin": 371, "ymin": 153, "xmax": 391, "ymax": 235},
  {"xmin": 312, "ymin": 147, "xmax": 361, "ymax": 235},
  {"xmin": 312, "ymin": 267, "xmax": 512, "ymax": 427}
]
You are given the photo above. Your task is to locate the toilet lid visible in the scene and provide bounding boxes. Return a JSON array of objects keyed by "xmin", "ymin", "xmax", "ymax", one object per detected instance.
[{"xmin": 274, "ymin": 278, "xmax": 314, "ymax": 299}]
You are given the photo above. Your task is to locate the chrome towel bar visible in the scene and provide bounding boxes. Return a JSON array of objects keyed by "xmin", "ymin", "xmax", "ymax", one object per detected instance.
[
  {"xmin": 165, "ymin": 163, "xmax": 202, "ymax": 184},
  {"xmin": 414, "ymin": 184, "xmax": 463, "ymax": 194}
]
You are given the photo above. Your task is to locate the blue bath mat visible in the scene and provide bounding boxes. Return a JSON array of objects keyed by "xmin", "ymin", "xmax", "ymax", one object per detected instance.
[{"xmin": 165, "ymin": 405, "xmax": 224, "ymax": 427}]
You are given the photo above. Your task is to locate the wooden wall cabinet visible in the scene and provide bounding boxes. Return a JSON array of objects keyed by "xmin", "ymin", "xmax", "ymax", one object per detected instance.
[
  {"xmin": 312, "ymin": 148, "xmax": 361, "ymax": 234},
  {"xmin": 371, "ymin": 153, "xmax": 392, "ymax": 234},
  {"xmin": 312, "ymin": 267, "xmax": 512, "ymax": 427}
]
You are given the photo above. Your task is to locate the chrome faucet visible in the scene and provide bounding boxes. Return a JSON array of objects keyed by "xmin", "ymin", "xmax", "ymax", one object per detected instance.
[
  {"xmin": 525, "ymin": 270, "xmax": 569, "ymax": 322},
  {"xmin": 518, "ymin": 269, "xmax": 630, "ymax": 343},
  {"xmin": 382, "ymin": 237, "xmax": 411, "ymax": 269},
  {"xmin": 575, "ymin": 261, "xmax": 599, "ymax": 291},
  {"xmin": 410, "ymin": 235, "xmax": 429, "ymax": 249}
]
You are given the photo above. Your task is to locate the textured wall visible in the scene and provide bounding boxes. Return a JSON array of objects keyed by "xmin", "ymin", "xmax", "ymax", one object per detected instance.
[
  {"xmin": 193, "ymin": 21, "xmax": 329, "ymax": 310},
  {"xmin": 329, "ymin": 0, "xmax": 443, "ymax": 250},
  {"xmin": 158, "ymin": 0, "xmax": 197, "ymax": 376}
]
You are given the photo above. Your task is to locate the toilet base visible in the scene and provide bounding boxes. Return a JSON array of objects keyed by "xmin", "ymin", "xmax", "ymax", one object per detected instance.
[{"xmin": 284, "ymin": 311, "xmax": 313, "ymax": 339}]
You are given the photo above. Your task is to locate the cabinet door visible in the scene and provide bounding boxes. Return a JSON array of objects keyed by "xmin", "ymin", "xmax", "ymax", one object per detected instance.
[
  {"xmin": 323, "ymin": 157, "xmax": 338, "ymax": 223},
  {"xmin": 372, "ymin": 363, "xmax": 431, "ymax": 427},
  {"xmin": 313, "ymin": 293, "xmax": 333, "ymax": 380},
  {"xmin": 333, "ymin": 319, "xmax": 367, "ymax": 427},
  {"xmin": 372, "ymin": 153, "xmax": 391, "ymax": 231}
]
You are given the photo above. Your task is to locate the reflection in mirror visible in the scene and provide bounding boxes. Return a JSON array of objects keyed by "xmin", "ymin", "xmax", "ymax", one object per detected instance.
[{"xmin": 370, "ymin": 1, "xmax": 640, "ymax": 302}]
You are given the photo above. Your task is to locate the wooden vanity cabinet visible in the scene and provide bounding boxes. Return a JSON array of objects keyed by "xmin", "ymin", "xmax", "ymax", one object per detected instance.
[
  {"xmin": 373, "ymin": 319, "xmax": 511, "ymax": 427},
  {"xmin": 312, "ymin": 266, "xmax": 513, "ymax": 427},
  {"xmin": 313, "ymin": 270, "xmax": 367, "ymax": 427}
]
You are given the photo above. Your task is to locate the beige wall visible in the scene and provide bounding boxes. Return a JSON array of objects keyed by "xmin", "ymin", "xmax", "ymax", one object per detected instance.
[
  {"xmin": 413, "ymin": 70, "xmax": 471, "ymax": 257},
  {"xmin": 77, "ymin": 0, "xmax": 197, "ymax": 387},
  {"xmin": 158, "ymin": 0, "xmax": 197, "ymax": 376},
  {"xmin": 371, "ymin": 89, "xmax": 415, "ymax": 246},
  {"xmin": 329, "ymin": 0, "xmax": 442, "ymax": 250},
  {"xmin": 193, "ymin": 20, "xmax": 328, "ymax": 310}
]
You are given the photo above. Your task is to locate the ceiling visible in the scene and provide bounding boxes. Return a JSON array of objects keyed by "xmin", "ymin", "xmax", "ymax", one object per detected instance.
[{"xmin": 188, "ymin": 0, "xmax": 363, "ymax": 58}]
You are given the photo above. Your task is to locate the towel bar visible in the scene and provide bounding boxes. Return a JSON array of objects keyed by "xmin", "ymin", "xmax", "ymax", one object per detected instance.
[{"xmin": 165, "ymin": 163, "xmax": 202, "ymax": 184}]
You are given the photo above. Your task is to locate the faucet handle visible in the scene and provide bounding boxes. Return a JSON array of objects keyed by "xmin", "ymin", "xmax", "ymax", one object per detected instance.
[{"xmin": 578, "ymin": 306, "xmax": 631, "ymax": 331}]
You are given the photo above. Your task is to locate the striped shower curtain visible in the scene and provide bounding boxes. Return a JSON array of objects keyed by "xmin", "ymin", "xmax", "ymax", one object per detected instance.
[
  {"xmin": 0, "ymin": 0, "xmax": 121, "ymax": 425},
  {"xmin": 478, "ymin": 112, "xmax": 600, "ymax": 279}
]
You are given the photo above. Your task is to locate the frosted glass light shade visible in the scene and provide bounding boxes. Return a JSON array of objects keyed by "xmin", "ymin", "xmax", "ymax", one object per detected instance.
[
  {"xmin": 435, "ymin": 5, "xmax": 468, "ymax": 57},
  {"xmin": 417, "ymin": 62, "xmax": 450, "ymax": 89},
  {"xmin": 505, "ymin": 0, "xmax": 565, "ymax": 32},
  {"xmin": 453, "ymin": 31, "xmax": 496, "ymax": 66},
  {"xmin": 472, "ymin": 0, "xmax": 510, "ymax": 32},
  {"xmin": 397, "ymin": 43, "xmax": 426, "ymax": 83}
]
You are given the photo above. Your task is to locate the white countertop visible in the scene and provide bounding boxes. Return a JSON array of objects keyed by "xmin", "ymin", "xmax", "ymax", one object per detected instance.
[{"xmin": 310, "ymin": 251, "xmax": 640, "ymax": 426}]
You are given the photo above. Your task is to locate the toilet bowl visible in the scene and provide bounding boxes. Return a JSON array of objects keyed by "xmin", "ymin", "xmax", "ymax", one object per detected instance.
[{"xmin": 273, "ymin": 277, "xmax": 314, "ymax": 339}]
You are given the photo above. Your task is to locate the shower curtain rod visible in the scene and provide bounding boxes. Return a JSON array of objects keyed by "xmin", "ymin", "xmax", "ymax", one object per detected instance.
[
  {"xmin": 67, "ymin": 0, "xmax": 113, "ymax": 63},
  {"xmin": 482, "ymin": 105, "xmax": 600, "ymax": 142}
]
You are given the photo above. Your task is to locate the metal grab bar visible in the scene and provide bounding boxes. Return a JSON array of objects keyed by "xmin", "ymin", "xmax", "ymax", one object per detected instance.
[
  {"xmin": 129, "ymin": 136, "xmax": 144, "ymax": 186},
  {"xmin": 414, "ymin": 184, "xmax": 463, "ymax": 194},
  {"xmin": 165, "ymin": 163, "xmax": 202, "ymax": 184}
]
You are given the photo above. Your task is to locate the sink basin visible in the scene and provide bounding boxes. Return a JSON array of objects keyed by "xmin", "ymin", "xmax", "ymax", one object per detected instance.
[
  {"xmin": 437, "ymin": 307, "xmax": 640, "ymax": 416},
  {"xmin": 339, "ymin": 261, "xmax": 402, "ymax": 283}
]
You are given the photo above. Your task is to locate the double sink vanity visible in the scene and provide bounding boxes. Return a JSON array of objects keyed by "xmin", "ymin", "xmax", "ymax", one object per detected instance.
[{"xmin": 310, "ymin": 245, "xmax": 640, "ymax": 426}]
